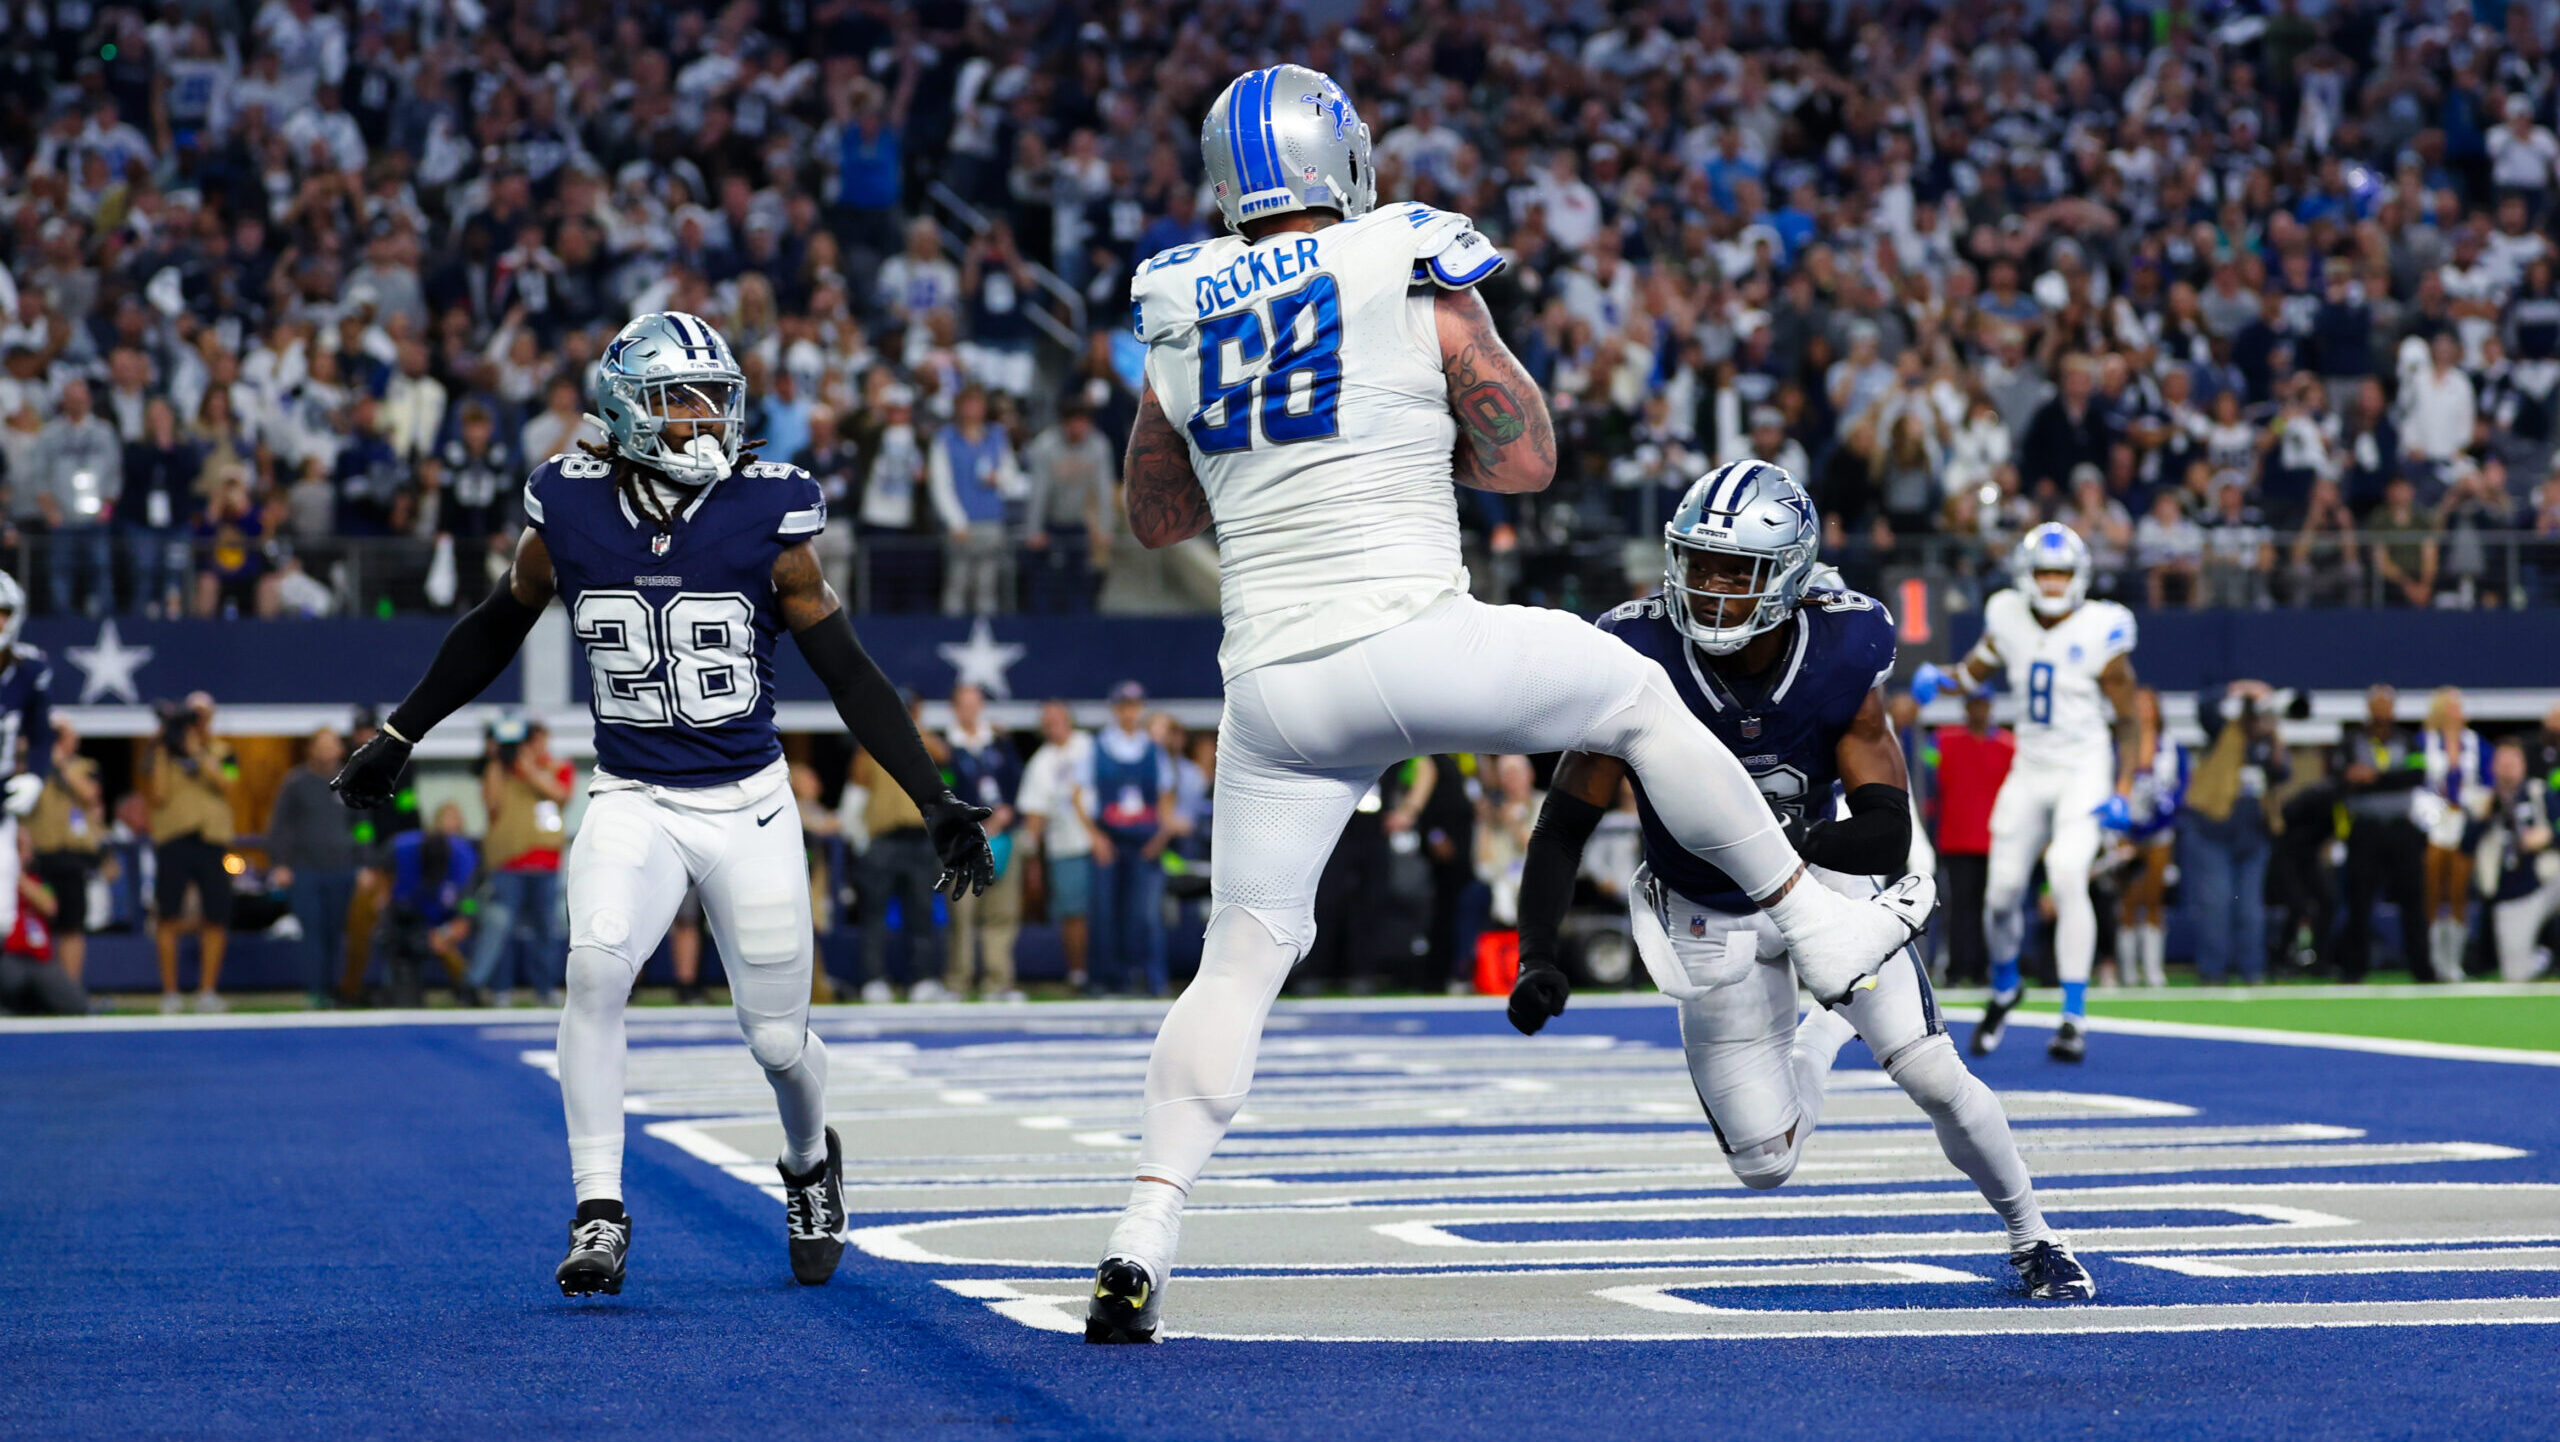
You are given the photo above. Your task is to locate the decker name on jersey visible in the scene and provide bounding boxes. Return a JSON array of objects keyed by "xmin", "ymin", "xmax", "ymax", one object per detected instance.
[
  {"xmin": 1598, "ymin": 587, "xmax": 1897, "ymax": 913},
  {"xmin": 524, "ymin": 451, "xmax": 825, "ymax": 788},
  {"xmin": 1129, "ymin": 201, "xmax": 1503, "ymax": 682}
]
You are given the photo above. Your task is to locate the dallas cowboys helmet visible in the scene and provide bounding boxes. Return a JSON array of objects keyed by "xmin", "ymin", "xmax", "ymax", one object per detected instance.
[
  {"xmin": 1664, "ymin": 460, "xmax": 1821, "ymax": 655},
  {"xmin": 592, "ymin": 311, "xmax": 747, "ymax": 490},
  {"xmin": 2014, "ymin": 522, "xmax": 2093, "ymax": 618},
  {"xmin": 1202, "ymin": 65, "xmax": 1375, "ymax": 234},
  {"xmin": 0, "ymin": 569, "xmax": 23, "ymax": 651}
]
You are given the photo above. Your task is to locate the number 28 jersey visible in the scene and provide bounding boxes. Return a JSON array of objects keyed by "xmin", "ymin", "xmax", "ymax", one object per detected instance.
[
  {"xmin": 1978, "ymin": 588, "xmax": 2136, "ymax": 771},
  {"xmin": 1131, "ymin": 201, "xmax": 1504, "ymax": 682},
  {"xmin": 524, "ymin": 451, "xmax": 826, "ymax": 788}
]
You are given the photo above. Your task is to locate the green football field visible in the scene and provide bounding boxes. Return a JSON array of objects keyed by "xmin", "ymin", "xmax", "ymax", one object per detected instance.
[{"xmin": 2000, "ymin": 985, "xmax": 2560, "ymax": 1053}]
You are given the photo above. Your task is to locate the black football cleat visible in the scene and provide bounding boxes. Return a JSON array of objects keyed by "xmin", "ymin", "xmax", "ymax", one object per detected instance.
[
  {"xmin": 780, "ymin": 1126, "xmax": 850, "ymax": 1286},
  {"xmin": 1970, "ymin": 986, "xmax": 2022, "ymax": 1057},
  {"xmin": 2047, "ymin": 1016, "xmax": 2087, "ymax": 1063},
  {"xmin": 1083, "ymin": 1256, "xmax": 1163, "ymax": 1344},
  {"xmin": 557, "ymin": 1205, "xmax": 631, "ymax": 1297},
  {"xmin": 2011, "ymin": 1239, "xmax": 2097, "ymax": 1300}
]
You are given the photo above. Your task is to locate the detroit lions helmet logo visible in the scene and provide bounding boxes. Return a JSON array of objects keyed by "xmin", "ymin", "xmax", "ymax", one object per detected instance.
[{"xmin": 1302, "ymin": 87, "xmax": 1355, "ymax": 141}]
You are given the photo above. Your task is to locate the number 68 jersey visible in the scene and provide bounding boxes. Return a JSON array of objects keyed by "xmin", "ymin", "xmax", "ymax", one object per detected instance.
[
  {"xmin": 1978, "ymin": 587, "xmax": 2137, "ymax": 772},
  {"xmin": 524, "ymin": 451, "xmax": 826, "ymax": 788}
]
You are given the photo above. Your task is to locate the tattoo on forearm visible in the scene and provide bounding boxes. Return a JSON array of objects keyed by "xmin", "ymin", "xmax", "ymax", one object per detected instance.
[
  {"xmin": 1443, "ymin": 295, "xmax": 1555, "ymax": 487},
  {"xmin": 1124, "ymin": 399, "xmax": 1213, "ymax": 547}
]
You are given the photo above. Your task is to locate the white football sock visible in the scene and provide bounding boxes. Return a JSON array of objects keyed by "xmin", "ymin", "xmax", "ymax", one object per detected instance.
[
  {"xmin": 1106, "ymin": 1177, "xmax": 1187, "ymax": 1280},
  {"xmin": 1886, "ymin": 1034, "xmax": 2053, "ymax": 1251},
  {"xmin": 559, "ymin": 945, "xmax": 637, "ymax": 1203},
  {"xmin": 766, "ymin": 1030, "xmax": 831, "ymax": 1175}
]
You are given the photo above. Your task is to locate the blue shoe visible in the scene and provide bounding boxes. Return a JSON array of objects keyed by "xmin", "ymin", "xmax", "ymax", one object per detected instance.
[
  {"xmin": 2010, "ymin": 1239, "xmax": 2096, "ymax": 1301},
  {"xmin": 1084, "ymin": 1256, "xmax": 1163, "ymax": 1343},
  {"xmin": 1971, "ymin": 986, "xmax": 2022, "ymax": 1056}
]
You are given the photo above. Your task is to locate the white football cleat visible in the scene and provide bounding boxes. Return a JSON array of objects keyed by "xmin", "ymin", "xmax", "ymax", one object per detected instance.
[{"xmin": 1772, "ymin": 872, "xmax": 1935, "ymax": 1007}]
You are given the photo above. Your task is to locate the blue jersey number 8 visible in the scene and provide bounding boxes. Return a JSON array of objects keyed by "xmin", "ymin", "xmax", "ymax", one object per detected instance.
[
  {"xmin": 2027, "ymin": 661, "xmax": 2055, "ymax": 725},
  {"xmin": 1187, "ymin": 274, "xmax": 1344, "ymax": 454}
]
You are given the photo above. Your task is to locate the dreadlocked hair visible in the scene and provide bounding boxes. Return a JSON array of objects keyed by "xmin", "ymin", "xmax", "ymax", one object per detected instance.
[{"xmin": 576, "ymin": 435, "xmax": 769, "ymax": 532}]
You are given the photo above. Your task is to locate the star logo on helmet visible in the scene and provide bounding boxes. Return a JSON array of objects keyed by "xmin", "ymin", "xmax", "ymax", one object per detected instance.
[{"xmin": 1774, "ymin": 487, "xmax": 1815, "ymax": 530}]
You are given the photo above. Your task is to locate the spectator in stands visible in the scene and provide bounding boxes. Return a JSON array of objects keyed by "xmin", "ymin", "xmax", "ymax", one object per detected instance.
[
  {"xmin": 852, "ymin": 691, "xmax": 944, "ymax": 1003},
  {"xmin": 2136, "ymin": 487, "xmax": 2206, "ymax": 608},
  {"xmin": 192, "ymin": 473, "xmax": 275, "ymax": 618},
  {"xmin": 120, "ymin": 397, "xmax": 196, "ymax": 618},
  {"xmin": 265, "ymin": 726, "xmax": 358, "ymax": 1010},
  {"xmin": 467, "ymin": 717, "xmax": 571, "ymax": 1007},
  {"xmin": 143, "ymin": 692, "xmax": 234, "ymax": 1013},
  {"xmin": 928, "ymin": 385, "xmax": 1022, "ymax": 616},
  {"xmin": 2202, "ymin": 477, "xmax": 2277, "ymax": 608},
  {"xmin": 2369, "ymin": 476, "xmax": 2442, "ymax": 608},
  {"xmin": 1017, "ymin": 699, "xmax": 1096, "ymax": 992},
  {"xmin": 936, "ymin": 683, "xmax": 1023, "ymax": 1003},
  {"xmin": 2399, "ymin": 333, "xmax": 2478, "ymax": 481},
  {"xmin": 33, "ymin": 377, "xmax": 118, "ymax": 618},
  {"xmin": 2435, "ymin": 460, "xmax": 2517, "ymax": 608},
  {"xmin": 2020, "ymin": 357, "xmax": 2115, "ymax": 499},
  {"xmin": 2479, "ymin": 739, "xmax": 2559, "ymax": 982},
  {"xmin": 1019, "ymin": 397, "xmax": 1115, "ymax": 614},
  {"xmin": 1085, "ymin": 681, "xmax": 1176, "ymax": 998},
  {"xmin": 854, "ymin": 382, "xmax": 935, "ymax": 613},
  {"xmin": 2333, "ymin": 685, "xmax": 2428, "ymax": 982},
  {"xmin": 2180, "ymin": 681, "xmax": 2290, "ymax": 987},
  {"xmin": 25, "ymin": 723, "xmax": 101, "ymax": 990}
]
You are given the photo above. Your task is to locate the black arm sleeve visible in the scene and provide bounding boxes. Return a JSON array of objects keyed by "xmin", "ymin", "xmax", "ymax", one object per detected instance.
[
  {"xmin": 1517, "ymin": 790, "xmax": 1607, "ymax": 966},
  {"xmin": 1798, "ymin": 784, "xmax": 1912, "ymax": 877},
  {"xmin": 386, "ymin": 586, "xmax": 546, "ymax": 740},
  {"xmin": 793, "ymin": 608, "xmax": 947, "ymax": 809}
]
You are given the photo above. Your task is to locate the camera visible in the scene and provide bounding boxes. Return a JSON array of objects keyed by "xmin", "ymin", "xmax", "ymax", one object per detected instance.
[{"xmin": 488, "ymin": 714, "xmax": 530, "ymax": 769}]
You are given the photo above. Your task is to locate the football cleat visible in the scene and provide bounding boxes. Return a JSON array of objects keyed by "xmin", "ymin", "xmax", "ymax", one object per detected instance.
[
  {"xmin": 2011, "ymin": 1239, "xmax": 2097, "ymax": 1301},
  {"xmin": 779, "ymin": 1126, "xmax": 850, "ymax": 1286},
  {"xmin": 557, "ymin": 1206, "xmax": 631, "ymax": 1297},
  {"xmin": 1971, "ymin": 987, "xmax": 2022, "ymax": 1056},
  {"xmin": 2047, "ymin": 1016, "xmax": 2087, "ymax": 1063},
  {"xmin": 1083, "ymin": 1256, "xmax": 1163, "ymax": 1344}
]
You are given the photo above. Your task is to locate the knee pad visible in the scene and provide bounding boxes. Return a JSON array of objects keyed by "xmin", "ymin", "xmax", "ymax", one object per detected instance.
[
  {"xmin": 742, "ymin": 1018, "xmax": 809, "ymax": 1072},
  {"xmin": 563, "ymin": 947, "xmax": 635, "ymax": 1011},
  {"xmin": 1728, "ymin": 1131, "xmax": 1801, "ymax": 1190},
  {"xmin": 1881, "ymin": 1033, "xmax": 1971, "ymax": 1120}
]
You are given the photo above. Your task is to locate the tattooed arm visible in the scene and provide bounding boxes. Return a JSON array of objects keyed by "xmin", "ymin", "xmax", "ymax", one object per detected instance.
[
  {"xmin": 1122, "ymin": 385, "xmax": 1214, "ymax": 549},
  {"xmin": 1437, "ymin": 287, "xmax": 1557, "ymax": 494}
]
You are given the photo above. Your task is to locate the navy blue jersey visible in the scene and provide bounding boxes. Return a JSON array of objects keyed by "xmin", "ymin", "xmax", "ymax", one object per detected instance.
[
  {"xmin": 0, "ymin": 645, "xmax": 54, "ymax": 780},
  {"xmin": 1595, "ymin": 587, "xmax": 1896, "ymax": 913},
  {"xmin": 525, "ymin": 452, "xmax": 826, "ymax": 788}
]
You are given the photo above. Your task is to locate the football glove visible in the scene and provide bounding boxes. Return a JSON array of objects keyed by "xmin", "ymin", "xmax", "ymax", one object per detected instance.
[
  {"xmin": 1909, "ymin": 662, "xmax": 1954, "ymax": 706},
  {"xmin": 2092, "ymin": 794, "xmax": 2135, "ymax": 833},
  {"xmin": 924, "ymin": 792, "xmax": 997, "ymax": 899},
  {"xmin": 332, "ymin": 728, "xmax": 414, "ymax": 810},
  {"xmin": 2, "ymin": 773, "xmax": 41, "ymax": 817},
  {"xmin": 1779, "ymin": 808, "xmax": 1811, "ymax": 855},
  {"xmin": 1507, "ymin": 954, "xmax": 1571, "ymax": 1036}
]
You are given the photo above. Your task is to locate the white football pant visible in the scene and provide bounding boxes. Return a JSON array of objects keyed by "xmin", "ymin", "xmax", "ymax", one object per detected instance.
[
  {"xmin": 555, "ymin": 759, "xmax": 829, "ymax": 1202},
  {"xmin": 1982, "ymin": 758, "xmax": 2113, "ymax": 989}
]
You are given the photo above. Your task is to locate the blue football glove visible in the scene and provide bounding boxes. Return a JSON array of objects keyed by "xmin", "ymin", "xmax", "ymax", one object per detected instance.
[
  {"xmin": 1910, "ymin": 662, "xmax": 1955, "ymax": 706},
  {"xmin": 2092, "ymin": 794, "xmax": 2135, "ymax": 833}
]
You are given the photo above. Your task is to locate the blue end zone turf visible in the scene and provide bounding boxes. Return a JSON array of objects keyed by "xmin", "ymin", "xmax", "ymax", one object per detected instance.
[{"xmin": 4, "ymin": 1003, "xmax": 2556, "ymax": 1441}]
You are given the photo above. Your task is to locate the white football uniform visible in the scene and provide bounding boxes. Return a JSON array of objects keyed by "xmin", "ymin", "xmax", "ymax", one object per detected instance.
[
  {"xmin": 1116, "ymin": 205, "xmax": 1807, "ymax": 1200},
  {"xmin": 1972, "ymin": 588, "xmax": 2137, "ymax": 986}
]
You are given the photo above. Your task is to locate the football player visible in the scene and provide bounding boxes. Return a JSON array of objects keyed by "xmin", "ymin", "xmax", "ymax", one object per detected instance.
[
  {"xmin": 1087, "ymin": 65, "xmax": 1931, "ymax": 1343},
  {"xmin": 1510, "ymin": 463, "xmax": 2091, "ymax": 1301},
  {"xmin": 1913, "ymin": 523, "xmax": 2141, "ymax": 1062},
  {"xmin": 331, "ymin": 312, "xmax": 993, "ymax": 1296},
  {"xmin": 0, "ymin": 573, "xmax": 51, "ymax": 947}
]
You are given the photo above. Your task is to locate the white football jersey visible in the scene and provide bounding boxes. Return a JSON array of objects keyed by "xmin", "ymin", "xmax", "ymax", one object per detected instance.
[
  {"xmin": 1978, "ymin": 588, "xmax": 2137, "ymax": 769},
  {"xmin": 1132, "ymin": 202, "xmax": 1503, "ymax": 680}
]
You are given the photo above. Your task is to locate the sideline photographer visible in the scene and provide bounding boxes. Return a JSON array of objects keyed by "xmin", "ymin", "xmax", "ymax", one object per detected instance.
[
  {"xmin": 143, "ymin": 692, "xmax": 236, "ymax": 1013},
  {"xmin": 467, "ymin": 716, "xmax": 571, "ymax": 1005}
]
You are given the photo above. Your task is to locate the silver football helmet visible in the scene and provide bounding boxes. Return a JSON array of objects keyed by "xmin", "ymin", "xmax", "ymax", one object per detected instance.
[
  {"xmin": 0, "ymin": 570, "xmax": 23, "ymax": 652},
  {"xmin": 2014, "ymin": 522, "xmax": 2093, "ymax": 618},
  {"xmin": 591, "ymin": 311, "xmax": 747, "ymax": 489},
  {"xmin": 1202, "ymin": 65, "xmax": 1376, "ymax": 234},
  {"xmin": 1664, "ymin": 460, "xmax": 1820, "ymax": 655}
]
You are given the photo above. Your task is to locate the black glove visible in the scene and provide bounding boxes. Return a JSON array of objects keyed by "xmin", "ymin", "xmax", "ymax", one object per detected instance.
[
  {"xmin": 1779, "ymin": 808, "xmax": 1811, "ymax": 855},
  {"xmin": 923, "ymin": 791, "xmax": 996, "ymax": 898},
  {"xmin": 332, "ymin": 730, "xmax": 414, "ymax": 810},
  {"xmin": 1507, "ymin": 954, "xmax": 1572, "ymax": 1036}
]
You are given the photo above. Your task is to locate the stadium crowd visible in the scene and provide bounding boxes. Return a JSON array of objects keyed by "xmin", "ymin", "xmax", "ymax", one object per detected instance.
[{"xmin": 10, "ymin": 0, "xmax": 2560, "ymax": 617}]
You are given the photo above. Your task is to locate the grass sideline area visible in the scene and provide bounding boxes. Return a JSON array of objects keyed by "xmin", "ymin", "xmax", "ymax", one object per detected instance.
[{"xmin": 2005, "ymin": 985, "xmax": 2560, "ymax": 1053}]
